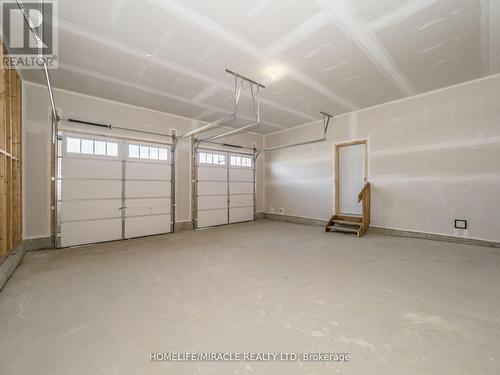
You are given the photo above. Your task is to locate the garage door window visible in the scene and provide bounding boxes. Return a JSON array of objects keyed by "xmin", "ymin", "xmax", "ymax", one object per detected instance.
[
  {"xmin": 66, "ymin": 137, "xmax": 119, "ymax": 157},
  {"xmin": 199, "ymin": 152, "xmax": 225, "ymax": 165},
  {"xmin": 230, "ymin": 155, "xmax": 252, "ymax": 167},
  {"xmin": 129, "ymin": 144, "xmax": 168, "ymax": 161}
]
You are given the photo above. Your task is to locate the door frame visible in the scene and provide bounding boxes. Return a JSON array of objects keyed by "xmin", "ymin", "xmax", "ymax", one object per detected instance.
[{"xmin": 334, "ymin": 140, "xmax": 368, "ymax": 214}]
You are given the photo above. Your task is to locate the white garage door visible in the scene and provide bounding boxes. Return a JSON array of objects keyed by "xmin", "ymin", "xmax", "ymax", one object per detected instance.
[
  {"xmin": 228, "ymin": 153, "xmax": 254, "ymax": 223},
  {"xmin": 195, "ymin": 148, "xmax": 254, "ymax": 229},
  {"xmin": 59, "ymin": 132, "xmax": 172, "ymax": 247},
  {"xmin": 124, "ymin": 141, "xmax": 171, "ymax": 238}
]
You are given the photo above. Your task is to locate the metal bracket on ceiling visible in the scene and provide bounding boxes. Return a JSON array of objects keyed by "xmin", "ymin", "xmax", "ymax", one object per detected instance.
[
  {"xmin": 320, "ymin": 111, "xmax": 333, "ymax": 134},
  {"xmin": 229, "ymin": 68, "xmax": 264, "ymax": 124},
  {"xmin": 255, "ymin": 111, "xmax": 334, "ymax": 158},
  {"xmin": 180, "ymin": 69, "xmax": 266, "ymax": 142}
]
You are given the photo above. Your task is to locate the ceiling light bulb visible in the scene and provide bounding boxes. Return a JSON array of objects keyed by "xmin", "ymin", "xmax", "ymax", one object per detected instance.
[{"xmin": 269, "ymin": 68, "xmax": 279, "ymax": 80}]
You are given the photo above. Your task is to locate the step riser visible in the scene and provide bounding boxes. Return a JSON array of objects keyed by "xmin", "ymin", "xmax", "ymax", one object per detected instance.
[
  {"xmin": 329, "ymin": 228, "xmax": 358, "ymax": 234},
  {"xmin": 332, "ymin": 220, "xmax": 361, "ymax": 227},
  {"xmin": 334, "ymin": 215, "xmax": 362, "ymax": 223},
  {"xmin": 326, "ymin": 225, "xmax": 359, "ymax": 231}
]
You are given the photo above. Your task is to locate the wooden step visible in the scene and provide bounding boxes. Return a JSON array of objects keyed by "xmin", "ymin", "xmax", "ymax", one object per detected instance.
[
  {"xmin": 334, "ymin": 214, "xmax": 362, "ymax": 223},
  {"xmin": 332, "ymin": 220, "xmax": 361, "ymax": 227},
  {"xmin": 325, "ymin": 214, "xmax": 364, "ymax": 233},
  {"xmin": 328, "ymin": 225, "xmax": 359, "ymax": 234}
]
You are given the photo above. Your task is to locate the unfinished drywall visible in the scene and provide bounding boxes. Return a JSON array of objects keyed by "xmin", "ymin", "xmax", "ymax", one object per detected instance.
[
  {"xmin": 264, "ymin": 73, "xmax": 500, "ymax": 243},
  {"xmin": 19, "ymin": 0, "xmax": 492, "ymax": 134},
  {"xmin": 22, "ymin": 82, "xmax": 264, "ymax": 240}
]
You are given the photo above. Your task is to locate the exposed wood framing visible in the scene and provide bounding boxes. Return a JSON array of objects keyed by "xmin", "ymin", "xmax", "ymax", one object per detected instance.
[
  {"xmin": 1, "ymin": 42, "xmax": 23, "ymax": 264},
  {"xmin": 357, "ymin": 182, "xmax": 371, "ymax": 237}
]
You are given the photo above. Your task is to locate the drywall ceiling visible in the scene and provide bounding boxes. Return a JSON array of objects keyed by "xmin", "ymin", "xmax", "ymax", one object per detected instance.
[{"xmin": 20, "ymin": 0, "xmax": 500, "ymax": 134}]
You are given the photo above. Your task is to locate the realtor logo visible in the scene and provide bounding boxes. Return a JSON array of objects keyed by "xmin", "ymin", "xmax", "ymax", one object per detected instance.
[{"xmin": 1, "ymin": 0, "xmax": 58, "ymax": 69}]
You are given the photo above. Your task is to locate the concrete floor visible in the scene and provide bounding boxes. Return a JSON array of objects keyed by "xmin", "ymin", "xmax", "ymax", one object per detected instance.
[{"xmin": 0, "ymin": 220, "xmax": 499, "ymax": 375}]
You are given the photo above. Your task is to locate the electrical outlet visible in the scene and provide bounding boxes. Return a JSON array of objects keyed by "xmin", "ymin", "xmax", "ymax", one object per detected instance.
[{"xmin": 454, "ymin": 219, "xmax": 467, "ymax": 230}]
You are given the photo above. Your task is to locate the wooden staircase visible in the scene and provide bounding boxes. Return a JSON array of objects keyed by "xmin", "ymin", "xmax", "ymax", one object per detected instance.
[
  {"xmin": 325, "ymin": 182, "xmax": 371, "ymax": 238},
  {"xmin": 325, "ymin": 214, "xmax": 363, "ymax": 236}
]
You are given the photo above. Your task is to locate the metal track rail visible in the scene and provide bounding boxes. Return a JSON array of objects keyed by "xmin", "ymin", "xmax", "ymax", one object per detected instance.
[
  {"xmin": 60, "ymin": 117, "xmax": 174, "ymax": 139},
  {"xmin": 256, "ymin": 112, "xmax": 333, "ymax": 157},
  {"xmin": 16, "ymin": 0, "xmax": 61, "ymax": 248}
]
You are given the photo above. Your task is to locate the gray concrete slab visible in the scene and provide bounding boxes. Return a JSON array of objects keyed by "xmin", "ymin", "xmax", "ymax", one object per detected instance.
[{"xmin": 0, "ymin": 220, "xmax": 499, "ymax": 375}]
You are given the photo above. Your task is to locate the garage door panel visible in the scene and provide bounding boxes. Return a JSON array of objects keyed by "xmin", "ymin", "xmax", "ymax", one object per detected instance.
[
  {"xmin": 61, "ymin": 219, "xmax": 122, "ymax": 247},
  {"xmin": 198, "ymin": 166, "xmax": 227, "ymax": 181},
  {"xmin": 197, "ymin": 209, "xmax": 228, "ymax": 228},
  {"xmin": 229, "ymin": 207, "xmax": 254, "ymax": 223},
  {"xmin": 125, "ymin": 214, "xmax": 170, "ymax": 238},
  {"xmin": 63, "ymin": 158, "xmax": 122, "ymax": 179},
  {"xmin": 60, "ymin": 133, "xmax": 173, "ymax": 247},
  {"xmin": 195, "ymin": 149, "xmax": 255, "ymax": 229},
  {"xmin": 126, "ymin": 180, "xmax": 171, "ymax": 198},
  {"xmin": 198, "ymin": 195, "xmax": 227, "ymax": 211},
  {"xmin": 125, "ymin": 157, "xmax": 172, "ymax": 238},
  {"xmin": 126, "ymin": 162, "xmax": 171, "ymax": 180},
  {"xmin": 62, "ymin": 180, "xmax": 122, "ymax": 200},
  {"xmin": 229, "ymin": 182, "xmax": 253, "ymax": 195},
  {"xmin": 197, "ymin": 181, "xmax": 227, "ymax": 196},
  {"xmin": 230, "ymin": 194, "xmax": 253, "ymax": 208},
  {"xmin": 61, "ymin": 199, "xmax": 122, "ymax": 221},
  {"xmin": 126, "ymin": 198, "xmax": 171, "ymax": 216},
  {"xmin": 229, "ymin": 168, "xmax": 253, "ymax": 181}
]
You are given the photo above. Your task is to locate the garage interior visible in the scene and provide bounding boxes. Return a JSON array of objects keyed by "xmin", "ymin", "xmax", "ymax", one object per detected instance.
[{"xmin": 1, "ymin": 0, "xmax": 500, "ymax": 374}]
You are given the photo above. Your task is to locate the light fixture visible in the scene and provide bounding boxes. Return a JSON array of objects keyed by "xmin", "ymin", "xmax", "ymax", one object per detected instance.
[{"xmin": 269, "ymin": 67, "xmax": 279, "ymax": 80}]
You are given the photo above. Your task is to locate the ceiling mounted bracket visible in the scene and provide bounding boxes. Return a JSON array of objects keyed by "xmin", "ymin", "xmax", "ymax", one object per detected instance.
[
  {"xmin": 255, "ymin": 111, "xmax": 334, "ymax": 158},
  {"xmin": 320, "ymin": 111, "xmax": 333, "ymax": 134},
  {"xmin": 225, "ymin": 68, "xmax": 264, "ymax": 124},
  {"xmin": 180, "ymin": 69, "xmax": 265, "ymax": 141},
  {"xmin": 193, "ymin": 69, "xmax": 266, "ymax": 143}
]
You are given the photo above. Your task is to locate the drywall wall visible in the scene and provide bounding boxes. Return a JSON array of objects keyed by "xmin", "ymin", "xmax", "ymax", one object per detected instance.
[
  {"xmin": 264, "ymin": 73, "xmax": 500, "ymax": 243},
  {"xmin": 22, "ymin": 82, "xmax": 264, "ymax": 240}
]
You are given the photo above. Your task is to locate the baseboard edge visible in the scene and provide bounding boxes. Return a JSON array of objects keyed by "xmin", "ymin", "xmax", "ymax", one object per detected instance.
[
  {"xmin": 264, "ymin": 213, "xmax": 328, "ymax": 227},
  {"xmin": 263, "ymin": 213, "xmax": 499, "ymax": 248},
  {"xmin": 370, "ymin": 226, "xmax": 500, "ymax": 248},
  {"xmin": 0, "ymin": 242, "xmax": 27, "ymax": 292},
  {"xmin": 25, "ymin": 237, "xmax": 54, "ymax": 251}
]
